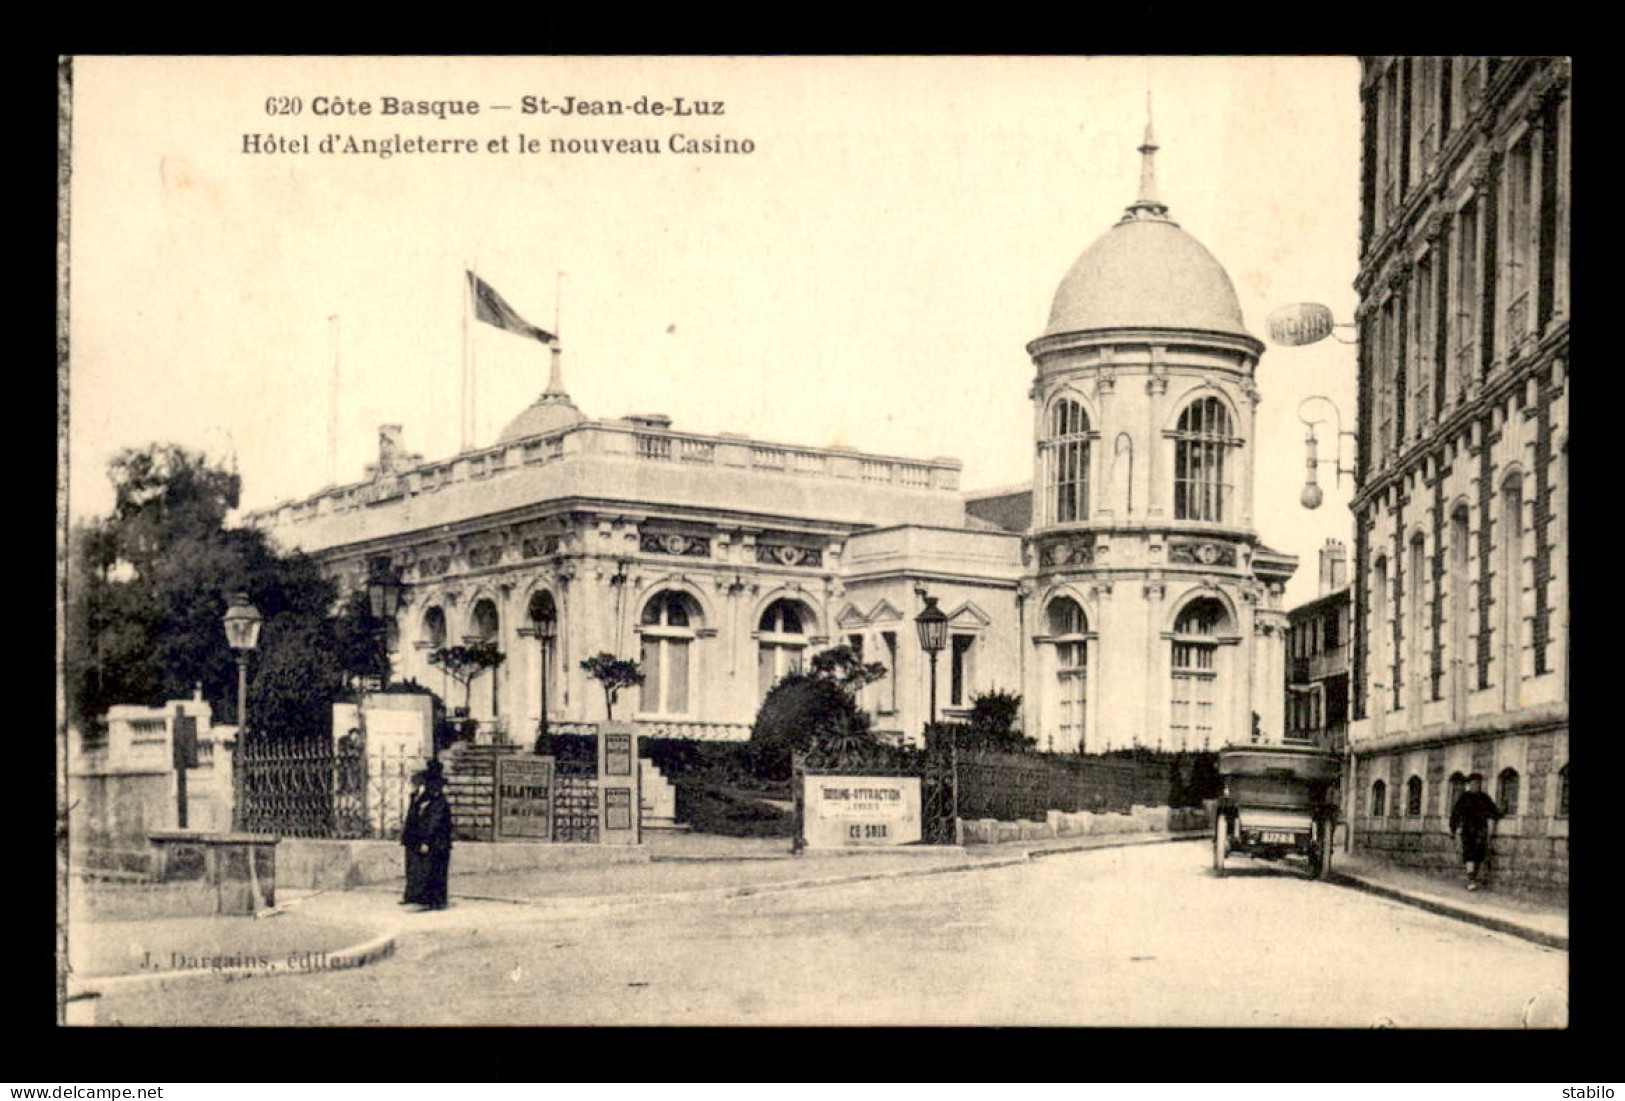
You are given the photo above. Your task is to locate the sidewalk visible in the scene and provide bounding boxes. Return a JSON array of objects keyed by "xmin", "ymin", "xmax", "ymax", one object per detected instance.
[{"xmin": 1327, "ymin": 850, "xmax": 1568, "ymax": 950}]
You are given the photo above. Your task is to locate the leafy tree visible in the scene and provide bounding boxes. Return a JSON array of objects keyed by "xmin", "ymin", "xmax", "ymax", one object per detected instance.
[
  {"xmin": 807, "ymin": 644, "xmax": 889, "ymax": 694},
  {"xmin": 65, "ymin": 443, "xmax": 386, "ymax": 741},
  {"xmin": 580, "ymin": 652, "xmax": 644, "ymax": 721},
  {"xmin": 428, "ymin": 641, "xmax": 506, "ymax": 719},
  {"xmin": 748, "ymin": 645, "xmax": 887, "ymax": 777}
]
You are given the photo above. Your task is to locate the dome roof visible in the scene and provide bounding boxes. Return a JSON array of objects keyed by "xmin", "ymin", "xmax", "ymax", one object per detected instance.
[
  {"xmin": 496, "ymin": 345, "xmax": 586, "ymax": 443},
  {"xmin": 497, "ymin": 395, "xmax": 585, "ymax": 443},
  {"xmin": 1044, "ymin": 215, "xmax": 1252, "ymax": 340}
]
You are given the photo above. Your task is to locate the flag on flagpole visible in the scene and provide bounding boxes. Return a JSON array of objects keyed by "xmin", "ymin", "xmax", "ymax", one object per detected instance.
[{"xmin": 467, "ymin": 271, "xmax": 556, "ymax": 343}]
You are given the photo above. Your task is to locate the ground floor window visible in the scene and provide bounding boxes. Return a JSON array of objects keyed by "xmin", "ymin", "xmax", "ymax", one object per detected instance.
[{"xmin": 758, "ymin": 599, "xmax": 811, "ymax": 697}]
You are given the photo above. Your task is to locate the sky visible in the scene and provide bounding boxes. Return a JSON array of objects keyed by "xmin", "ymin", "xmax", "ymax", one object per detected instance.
[{"xmin": 67, "ymin": 55, "xmax": 1363, "ymax": 607}]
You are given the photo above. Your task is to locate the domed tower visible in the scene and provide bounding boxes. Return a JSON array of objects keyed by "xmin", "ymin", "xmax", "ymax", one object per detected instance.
[{"xmin": 1022, "ymin": 113, "xmax": 1295, "ymax": 754}]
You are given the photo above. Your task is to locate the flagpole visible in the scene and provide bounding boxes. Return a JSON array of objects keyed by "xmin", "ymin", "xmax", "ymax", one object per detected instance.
[
  {"xmin": 461, "ymin": 263, "xmax": 472, "ymax": 453},
  {"xmin": 327, "ymin": 314, "xmax": 340, "ymax": 487}
]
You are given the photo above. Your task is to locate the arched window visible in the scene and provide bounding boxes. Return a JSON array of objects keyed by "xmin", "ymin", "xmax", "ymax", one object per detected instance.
[
  {"xmin": 1557, "ymin": 764, "xmax": 1569, "ymax": 818},
  {"xmin": 1449, "ymin": 505, "xmax": 1471, "ymax": 711},
  {"xmin": 1170, "ymin": 598, "xmax": 1226, "ymax": 751},
  {"xmin": 1371, "ymin": 779, "xmax": 1387, "ymax": 818},
  {"xmin": 1046, "ymin": 597, "xmax": 1088, "ymax": 752},
  {"xmin": 1497, "ymin": 767, "xmax": 1520, "ymax": 816},
  {"xmin": 422, "ymin": 606, "xmax": 447, "ymax": 650},
  {"xmin": 469, "ymin": 598, "xmax": 501, "ymax": 718},
  {"xmin": 639, "ymin": 591, "xmax": 701, "ymax": 716},
  {"xmin": 1448, "ymin": 771, "xmax": 1467, "ymax": 814},
  {"xmin": 758, "ymin": 599, "xmax": 812, "ymax": 697},
  {"xmin": 1406, "ymin": 775, "xmax": 1424, "ymax": 817},
  {"xmin": 1045, "ymin": 399, "xmax": 1090, "ymax": 524},
  {"xmin": 1502, "ymin": 473, "xmax": 1525, "ymax": 706},
  {"xmin": 1173, "ymin": 397, "xmax": 1235, "ymax": 522}
]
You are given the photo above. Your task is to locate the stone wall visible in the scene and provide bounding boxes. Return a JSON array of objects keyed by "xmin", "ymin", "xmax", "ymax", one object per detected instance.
[
  {"xmin": 957, "ymin": 804, "xmax": 1207, "ymax": 845},
  {"xmin": 1358, "ymin": 827, "xmax": 1568, "ymax": 898}
]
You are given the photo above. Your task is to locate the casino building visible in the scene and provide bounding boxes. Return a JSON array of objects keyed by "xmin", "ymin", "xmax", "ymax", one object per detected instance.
[
  {"xmin": 1346, "ymin": 57, "xmax": 1569, "ymax": 895},
  {"xmin": 248, "ymin": 118, "xmax": 1298, "ymax": 756}
]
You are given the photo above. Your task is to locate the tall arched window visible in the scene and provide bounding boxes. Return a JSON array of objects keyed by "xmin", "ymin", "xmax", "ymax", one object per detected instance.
[
  {"xmin": 1448, "ymin": 771, "xmax": 1467, "ymax": 815},
  {"xmin": 1449, "ymin": 505, "xmax": 1471, "ymax": 713},
  {"xmin": 1408, "ymin": 532, "xmax": 1426, "ymax": 714},
  {"xmin": 1045, "ymin": 399, "xmax": 1090, "ymax": 524},
  {"xmin": 1406, "ymin": 775, "xmax": 1424, "ymax": 817},
  {"xmin": 1046, "ymin": 597, "xmax": 1088, "ymax": 753},
  {"xmin": 639, "ymin": 591, "xmax": 700, "ymax": 716},
  {"xmin": 1170, "ymin": 598, "xmax": 1226, "ymax": 751},
  {"xmin": 1557, "ymin": 764, "xmax": 1569, "ymax": 818},
  {"xmin": 1502, "ymin": 473, "xmax": 1525, "ymax": 708},
  {"xmin": 1373, "ymin": 556, "xmax": 1391, "ymax": 714},
  {"xmin": 758, "ymin": 599, "xmax": 812, "ymax": 697},
  {"xmin": 1497, "ymin": 767, "xmax": 1520, "ymax": 817},
  {"xmin": 1371, "ymin": 779, "xmax": 1387, "ymax": 818},
  {"xmin": 1173, "ymin": 397, "xmax": 1235, "ymax": 522},
  {"xmin": 470, "ymin": 598, "xmax": 500, "ymax": 718}
]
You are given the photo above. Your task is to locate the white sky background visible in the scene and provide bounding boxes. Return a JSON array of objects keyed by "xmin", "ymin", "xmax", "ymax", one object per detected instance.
[{"xmin": 68, "ymin": 55, "xmax": 1362, "ymax": 608}]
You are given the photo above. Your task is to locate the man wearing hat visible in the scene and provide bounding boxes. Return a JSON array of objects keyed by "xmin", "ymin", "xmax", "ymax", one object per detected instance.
[{"xmin": 413, "ymin": 760, "xmax": 454, "ymax": 910}]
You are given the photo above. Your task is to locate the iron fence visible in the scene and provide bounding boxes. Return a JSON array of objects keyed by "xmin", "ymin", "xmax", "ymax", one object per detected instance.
[{"xmin": 234, "ymin": 736, "xmax": 428, "ymax": 840}]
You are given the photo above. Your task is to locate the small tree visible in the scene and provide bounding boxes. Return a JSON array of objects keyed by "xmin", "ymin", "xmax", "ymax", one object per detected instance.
[
  {"xmin": 581, "ymin": 652, "xmax": 644, "ymax": 721},
  {"xmin": 807, "ymin": 644, "xmax": 889, "ymax": 694},
  {"xmin": 428, "ymin": 641, "xmax": 506, "ymax": 720}
]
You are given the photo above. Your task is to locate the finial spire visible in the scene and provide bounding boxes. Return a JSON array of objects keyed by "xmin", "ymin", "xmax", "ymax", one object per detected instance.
[
  {"xmin": 542, "ymin": 343, "xmax": 569, "ymax": 401},
  {"xmin": 1124, "ymin": 89, "xmax": 1170, "ymax": 221}
]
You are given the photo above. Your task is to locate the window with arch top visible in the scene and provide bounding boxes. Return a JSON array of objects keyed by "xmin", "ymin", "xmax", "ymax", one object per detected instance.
[
  {"xmin": 1170, "ymin": 597, "xmax": 1226, "ymax": 751},
  {"xmin": 1046, "ymin": 596, "xmax": 1089, "ymax": 752},
  {"xmin": 758, "ymin": 598, "xmax": 812, "ymax": 698},
  {"xmin": 1371, "ymin": 779, "xmax": 1387, "ymax": 818},
  {"xmin": 639, "ymin": 590, "xmax": 701, "ymax": 716},
  {"xmin": 1044, "ymin": 398, "xmax": 1090, "ymax": 524},
  {"xmin": 1173, "ymin": 397, "xmax": 1236, "ymax": 522}
]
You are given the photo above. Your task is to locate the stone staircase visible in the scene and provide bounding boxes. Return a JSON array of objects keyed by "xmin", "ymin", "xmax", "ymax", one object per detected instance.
[{"xmin": 640, "ymin": 758, "xmax": 687, "ymax": 832}]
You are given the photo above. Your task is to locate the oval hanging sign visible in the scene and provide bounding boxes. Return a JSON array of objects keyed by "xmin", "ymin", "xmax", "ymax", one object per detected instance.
[{"xmin": 1267, "ymin": 303, "xmax": 1336, "ymax": 347}]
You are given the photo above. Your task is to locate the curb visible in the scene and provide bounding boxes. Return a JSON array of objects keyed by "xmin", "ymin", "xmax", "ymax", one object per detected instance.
[
  {"xmin": 1328, "ymin": 871, "xmax": 1568, "ymax": 951},
  {"xmin": 67, "ymin": 930, "xmax": 398, "ymax": 999},
  {"xmin": 446, "ymin": 831, "xmax": 1205, "ymax": 912}
]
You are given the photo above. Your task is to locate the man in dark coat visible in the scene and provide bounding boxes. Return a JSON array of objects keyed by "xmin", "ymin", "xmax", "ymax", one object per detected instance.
[
  {"xmin": 399, "ymin": 771, "xmax": 428, "ymax": 905},
  {"xmin": 414, "ymin": 763, "xmax": 454, "ymax": 911},
  {"xmin": 1449, "ymin": 773, "xmax": 1502, "ymax": 891}
]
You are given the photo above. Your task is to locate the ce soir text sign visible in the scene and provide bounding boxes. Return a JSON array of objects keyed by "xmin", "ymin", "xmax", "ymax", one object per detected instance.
[{"xmin": 802, "ymin": 775, "xmax": 922, "ymax": 848}]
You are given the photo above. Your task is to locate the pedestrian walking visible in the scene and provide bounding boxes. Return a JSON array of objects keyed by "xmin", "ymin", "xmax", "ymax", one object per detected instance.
[
  {"xmin": 399, "ymin": 770, "xmax": 428, "ymax": 905},
  {"xmin": 415, "ymin": 760, "xmax": 454, "ymax": 911},
  {"xmin": 1449, "ymin": 773, "xmax": 1502, "ymax": 891}
]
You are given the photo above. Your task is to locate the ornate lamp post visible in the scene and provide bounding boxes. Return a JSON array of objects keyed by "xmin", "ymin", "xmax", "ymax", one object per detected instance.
[
  {"xmin": 222, "ymin": 592, "xmax": 263, "ymax": 738},
  {"xmin": 524, "ymin": 595, "xmax": 558, "ymax": 755},
  {"xmin": 914, "ymin": 594, "xmax": 948, "ymax": 729}
]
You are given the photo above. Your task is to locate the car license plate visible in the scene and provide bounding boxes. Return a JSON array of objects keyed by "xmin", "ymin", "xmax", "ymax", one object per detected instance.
[{"xmin": 1259, "ymin": 831, "xmax": 1295, "ymax": 844}]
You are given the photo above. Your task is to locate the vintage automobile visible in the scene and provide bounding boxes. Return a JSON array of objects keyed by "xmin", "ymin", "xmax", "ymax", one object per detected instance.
[{"xmin": 1212, "ymin": 743, "xmax": 1341, "ymax": 879}]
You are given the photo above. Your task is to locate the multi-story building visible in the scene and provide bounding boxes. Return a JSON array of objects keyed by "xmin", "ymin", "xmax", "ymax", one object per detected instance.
[
  {"xmin": 1286, "ymin": 540, "xmax": 1352, "ymax": 754},
  {"xmin": 247, "ymin": 117, "xmax": 1300, "ymax": 758},
  {"xmin": 1349, "ymin": 57, "xmax": 1569, "ymax": 896}
]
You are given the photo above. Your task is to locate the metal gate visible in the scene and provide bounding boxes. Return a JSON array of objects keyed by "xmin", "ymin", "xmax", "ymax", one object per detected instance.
[{"xmin": 234, "ymin": 736, "xmax": 381, "ymax": 839}]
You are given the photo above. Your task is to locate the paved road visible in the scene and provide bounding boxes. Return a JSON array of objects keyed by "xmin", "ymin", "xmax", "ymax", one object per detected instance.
[{"xmin": 94, "ymin": 841, "xmax": 1567, "ymax": 1027}]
